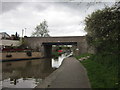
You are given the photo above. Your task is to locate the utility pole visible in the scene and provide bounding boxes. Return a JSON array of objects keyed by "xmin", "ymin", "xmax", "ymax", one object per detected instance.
[
  {"xmin": 21, "ymin": 29, "xmax": 24, "ymax": 45},
  {"xmin": 22, "ymin": 29, "xmax": 24, "ymax": 38},
  {"xmin": 24, "ymin": 28, "xmax": 26, "ymax": 36}
]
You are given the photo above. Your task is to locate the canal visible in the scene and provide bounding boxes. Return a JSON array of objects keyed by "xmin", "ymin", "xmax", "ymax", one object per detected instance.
[{"xmin": 1, "ymin": 52, "xmax": 72, "ymax": 88}]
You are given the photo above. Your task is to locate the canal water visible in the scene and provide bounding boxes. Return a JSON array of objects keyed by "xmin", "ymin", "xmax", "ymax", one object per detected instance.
[{"xmin": 1, "ymin": 53, "xmax": 72, "ymax": 88}]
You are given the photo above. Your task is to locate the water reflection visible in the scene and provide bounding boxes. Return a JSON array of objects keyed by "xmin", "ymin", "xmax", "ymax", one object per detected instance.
[
  {"xmin": 2, "ymin": 52, "xmax": 72, "ymax": 88},
  {"xmin": 2, "ymin": 59, "xmax": 53, "ymax": 88}
]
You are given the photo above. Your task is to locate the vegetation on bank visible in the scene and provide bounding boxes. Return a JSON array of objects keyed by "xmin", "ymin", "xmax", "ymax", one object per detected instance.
[
  {"xmin": 52, "ymin": 52, "xmax": 62, "ymax": 57},
  {"xmin": 52, "ymin": 46, "xmax": 71, "ymax": 58},
  {"xmin": 76, "ymin": 2, "xmax": 119, "ymax": 88},
  {"xmin": 52, "ymin": 50, "xmax": 64, "ymax": 59},
  {"xmin": 76, "ymin": 54, "xmax": 118, "ymax": 88}
]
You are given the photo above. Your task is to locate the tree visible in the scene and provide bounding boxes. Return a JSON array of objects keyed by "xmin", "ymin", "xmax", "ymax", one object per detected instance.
[
  {"xmin": 85, "ymin": 3, "xmax": 119, "ymax": 54},
  {"xmin": 32, "ymin": 20, "xmax": 50, "ymax": 37}
]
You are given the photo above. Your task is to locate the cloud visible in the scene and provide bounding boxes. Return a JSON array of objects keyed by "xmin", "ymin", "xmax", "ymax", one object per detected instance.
[
  {"xmin": 1, "ymin": 2, "xmax": 22, "ymax": 13},
  {"xmin": 0, "ymin": 1, "xmax": 114, "ymax": 36}
]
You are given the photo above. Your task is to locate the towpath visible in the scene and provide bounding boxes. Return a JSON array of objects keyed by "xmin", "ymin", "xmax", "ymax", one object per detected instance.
[{"xmin": 36, "ymin": 57, "xmax": 91, "ymax": 88}]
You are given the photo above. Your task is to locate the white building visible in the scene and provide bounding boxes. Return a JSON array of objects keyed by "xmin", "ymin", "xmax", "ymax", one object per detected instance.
[{"xmin": 0, "ymin": 32, "xmax": 20, "ymax": 47}]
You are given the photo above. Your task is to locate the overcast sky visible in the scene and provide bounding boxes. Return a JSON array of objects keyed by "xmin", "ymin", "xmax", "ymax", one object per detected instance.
[{"xmin": 0, "ymin": 0, "xmax": 115, "ymax": 37}]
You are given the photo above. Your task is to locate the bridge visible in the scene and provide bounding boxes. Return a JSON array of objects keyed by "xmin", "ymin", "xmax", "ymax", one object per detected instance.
[{"xmin": 24, "ymin": 36, "xmax": 89, "ymax": 57}]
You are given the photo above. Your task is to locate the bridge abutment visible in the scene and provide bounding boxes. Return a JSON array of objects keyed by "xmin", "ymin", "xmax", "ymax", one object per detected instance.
[{"xmin": 43, "ymin": 45, "xmax": 52, "ymax": 57}]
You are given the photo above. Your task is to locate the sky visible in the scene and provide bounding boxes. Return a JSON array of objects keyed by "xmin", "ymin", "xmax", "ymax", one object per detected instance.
[{"xmin": 0, "ymin": 0, "xmax": 116, "ymax": 37}]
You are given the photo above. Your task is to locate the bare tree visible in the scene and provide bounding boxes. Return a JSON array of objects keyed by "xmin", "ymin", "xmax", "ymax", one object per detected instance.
[{"xmin": 32, "ymin": 20, "xmax": 50, "ymax": 37}]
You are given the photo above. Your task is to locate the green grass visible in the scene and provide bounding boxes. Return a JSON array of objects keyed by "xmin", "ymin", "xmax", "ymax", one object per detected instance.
[
  {"xmin": 81, "ymin": 59, "xmax": 118, "ymax": 88},
  {"xmin": 76, "ymin": 54, "xmax": 118, "ymax": 88}
]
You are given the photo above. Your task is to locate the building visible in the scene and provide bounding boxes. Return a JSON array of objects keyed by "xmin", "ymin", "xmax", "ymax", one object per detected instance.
[
  {"xmin": 0, "ymin": 32, "xmax": 20, "ymax": 48},
  {"xmin": 0, "ymin": 32, "xmax": 11, "ymax": 40}
]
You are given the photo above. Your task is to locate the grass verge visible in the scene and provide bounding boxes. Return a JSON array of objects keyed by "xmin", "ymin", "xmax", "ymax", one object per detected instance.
[{"xmin": 76, "ymin": 54, "xmax": 118, "ymax": 88}]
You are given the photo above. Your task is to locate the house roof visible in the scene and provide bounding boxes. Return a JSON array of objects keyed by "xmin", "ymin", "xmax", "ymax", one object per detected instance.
[{"xmin": 0, "ymin": 32, "xmax": 11, "ymax": 38}]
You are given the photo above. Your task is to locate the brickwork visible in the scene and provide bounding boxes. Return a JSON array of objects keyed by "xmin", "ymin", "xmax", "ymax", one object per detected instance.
[{"xmin": 24, "ymin": 36, "xmax": 90, "ymax": 56}]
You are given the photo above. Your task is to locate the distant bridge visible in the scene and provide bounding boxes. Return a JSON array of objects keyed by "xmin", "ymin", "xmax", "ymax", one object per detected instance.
[{"xmin": 24, "ymin": 36, "xmax": 89, "ymax": 57}]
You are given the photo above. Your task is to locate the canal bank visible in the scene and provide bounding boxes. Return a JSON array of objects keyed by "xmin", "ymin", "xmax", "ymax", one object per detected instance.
[
  {"xmin": 1, "ymin": 52, "xmax": 43, "ymax": 62},
  {"xmin": 36, "ymin": 57, "xmax": 91, "ymax": 88}
]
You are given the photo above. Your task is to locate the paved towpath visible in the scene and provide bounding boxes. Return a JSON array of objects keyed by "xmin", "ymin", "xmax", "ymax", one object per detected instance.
[{"xmin": 36, "ymin": 57, "xmax": 91, "ymax": 88}]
